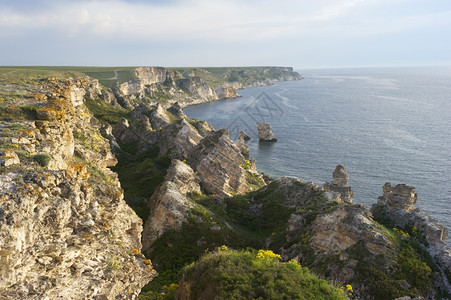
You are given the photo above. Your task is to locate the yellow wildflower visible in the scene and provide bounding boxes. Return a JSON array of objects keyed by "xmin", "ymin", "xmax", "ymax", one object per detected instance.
[{"xmin": 256, "ymin": 249, "xmax": 282, "ymax": 260}]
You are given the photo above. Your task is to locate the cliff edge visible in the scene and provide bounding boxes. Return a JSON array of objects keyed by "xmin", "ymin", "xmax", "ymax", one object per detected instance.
[{"xmin": 0, "ymin": 71, "xmax": 156, "ymax": 299}]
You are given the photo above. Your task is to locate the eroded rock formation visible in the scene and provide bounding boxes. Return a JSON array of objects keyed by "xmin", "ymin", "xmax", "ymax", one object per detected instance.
[
  {"xmin": 142, "ymin": 159, "xmax": 201, "ymax": 251},
  {"xmin": 371, "ymin": 183, "xmax": 451, "ymax": 293},
  {"xmin": 323, "ymin": 164, "xmax": 355, "ymax": 203},
  {"xmin": 236, "ymin": 131, "xmax": 250, "ymax": 156},
  {"xmin": 257, "ymin": 122, "xmax": 277, "ymax": 142},
  {"xmin": 188, "ymin": 129, "xmax": 249, "ymax": 197}
]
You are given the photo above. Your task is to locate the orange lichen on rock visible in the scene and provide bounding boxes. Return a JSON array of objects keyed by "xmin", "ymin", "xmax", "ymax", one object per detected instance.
[
  {"xmin": 65, "ymin": 162, "xmax": 89, "ymax": 180},
  {"xmin": 28, "ymin": 92, "xmax": 47, "ymax": 101},
  {"xmin": 36, "ymin": 106, "xmax": 66, "ymax": 121}
]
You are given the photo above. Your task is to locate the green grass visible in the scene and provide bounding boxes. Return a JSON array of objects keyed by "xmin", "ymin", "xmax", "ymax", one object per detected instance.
[
  {"xmin": 84, "ymin": 97, "xmax": 130, "ymax": 125},
  {"xmin": 0, "ymin": 66, "xmax": 137, "ymax": 88},
  {"xmin": 32, "ymin": 153, "xmax": 52, "ymax": 167}
]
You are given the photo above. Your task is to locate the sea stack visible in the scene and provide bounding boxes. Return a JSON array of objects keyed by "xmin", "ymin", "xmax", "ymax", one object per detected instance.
[
  {"xmin": 323, "ymin": 164, "xmax": 354, "ymax": 203},
  {"xmin": 257, "ymin": 122, "xmax": 277, "ymax": 142}
]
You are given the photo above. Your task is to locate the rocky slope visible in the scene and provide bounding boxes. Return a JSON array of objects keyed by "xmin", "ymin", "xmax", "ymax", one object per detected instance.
[
  {"xmin": 0, "ymin": 72, "xmax": 156, "ymax": 299},
  {"xmin": 103, "ymin": 101, "xmax": 265, "ymax": 253},
  {"xmin": 143, "ymin": 161, "xmax": 451, "ymax": 299}
]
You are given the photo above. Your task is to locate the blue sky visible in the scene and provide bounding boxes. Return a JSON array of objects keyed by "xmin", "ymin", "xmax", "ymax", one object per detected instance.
[{"xmin": 1, "ymin": 0, "xmax": 450, "ymax": 68}]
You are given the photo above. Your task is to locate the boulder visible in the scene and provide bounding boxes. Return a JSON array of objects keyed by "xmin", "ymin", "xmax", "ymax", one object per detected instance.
[
  {"xmin": 0, "ymin": 149, "xmax": 20, "ymax": 167},
  {"xmin": 257, "ymin": 122, "xmax": 277, "ymax": 142}
]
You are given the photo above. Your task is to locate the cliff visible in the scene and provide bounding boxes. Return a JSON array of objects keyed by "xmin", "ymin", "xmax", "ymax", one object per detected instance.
[
  {"xmin": 0, "ymin": 71, "xmax": 155, "ymax": 299},
  {"xmin": 97, "ymin": 66, "xmax": 302, "ymax": 108}
]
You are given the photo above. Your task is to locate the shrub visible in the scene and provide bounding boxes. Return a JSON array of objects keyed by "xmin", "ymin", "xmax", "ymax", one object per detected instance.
[
  {"xmin": 179, "ymin": 249, "xmax": 348, "ymax": 300},
  {"xmin": 32, "ymin": 153, "xmax": 52, "ymax": 167}
]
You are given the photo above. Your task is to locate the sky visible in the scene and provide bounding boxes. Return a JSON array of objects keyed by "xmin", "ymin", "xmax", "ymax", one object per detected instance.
[{"xmin": 1, "ymin": 0, "xmax": 451, "ymax": 69}]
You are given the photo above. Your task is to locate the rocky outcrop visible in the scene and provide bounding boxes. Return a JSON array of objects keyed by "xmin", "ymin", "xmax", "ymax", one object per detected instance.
[
  {"xmin": 167, "ymin": 102, "xmax": 186, "ymax": 119},
  {"xmin": 377, "ymin": 182, "xmax": 417, "ymax": 210},
  {"xmin": 240, "ymin": 130, "xmax": 251, "ymax": 141},
  {"xmin": 371, "ymin": 183, "xmax": 451, "ymax": 293},
  {"xmin": 112, "ymin": 117, "xmax": 156, "ymax": 154},
  {"xmin": 225, "ymin": 176, "xmax": 446, "ymax": 298},
  {"xmin": 188, "ymin": 129, "xmax": 249, "ymax": 197},
  {"xmin": 176, "ymin": 77, "xmax": 217, "ymax": 103},
  {"xmin": 116, "ymin": 67, "xmax": 171, "ymax": 101},
  {"xmin": 215, "ymin": 85, "xmax": 238, "ymax": 99},
  {"xmin": 135, "ymin": 66, "xmax": 171, "ymax": 86},
  {"xmin": 0, "ymin": 77, "xmax": 155, "ymax": 299},
  {"xmin": 150, "ymin": 103, "xmax": 172, "ymax": 129},
  {"xmin": 323, "ymin": 165, "xmax": 354, "ymax": 203},
  {"xmin": 257, "ymin": 122, "xmax": 277, "ymax": 142},
  {"xmin": 236, "ymin": 131, "xmax": 250, "ymax": 156},
  {"xmin": 158, "ymin": 119, "xmax": 203, "ymax": 159},
  {"xmin": 142, "ymin": 159, "xmax": 201, "ymax": 251}
]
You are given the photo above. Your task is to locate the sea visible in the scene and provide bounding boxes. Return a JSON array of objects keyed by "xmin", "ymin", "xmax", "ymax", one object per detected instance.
[{"xmin": 184, "ymin": 66, "xmax": 451, "ymax": 247}]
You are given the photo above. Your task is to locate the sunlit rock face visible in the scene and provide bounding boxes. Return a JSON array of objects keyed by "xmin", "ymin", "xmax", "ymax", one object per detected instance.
[{"xmin": 0, "ymin": 78, "xmax": 155, "ymax": 300}]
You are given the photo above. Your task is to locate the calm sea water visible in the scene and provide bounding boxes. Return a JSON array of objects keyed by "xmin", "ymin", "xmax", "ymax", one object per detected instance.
[{"xmin": 184, "ymin": 66, "xmax": 451, "ymax": 246}]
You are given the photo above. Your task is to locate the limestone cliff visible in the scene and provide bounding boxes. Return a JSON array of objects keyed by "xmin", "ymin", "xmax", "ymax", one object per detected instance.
[
  {"xmin": 0, "ymin": 74, "xmax": 156, "ymax": 299},
  {"xmin": 110, "ymin": 66, "xmax": 301, "ymax": 108}
]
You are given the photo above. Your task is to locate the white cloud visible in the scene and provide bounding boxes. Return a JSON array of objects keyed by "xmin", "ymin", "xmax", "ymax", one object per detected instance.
[{"xmin": 0, "ymin": 0, "xmax": 376, "ymax": 42}]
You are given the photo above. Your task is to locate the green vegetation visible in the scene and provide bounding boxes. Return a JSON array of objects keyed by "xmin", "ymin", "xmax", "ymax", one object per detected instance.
[
  {"xmin": 349, "ymin": 231, "xmax": 440, "ymax": 299},
  {"xmin": 106, "ymin": 254, "xmax": 123, "ymax": 271},
  {"xmin": 32, "ymin": 153, "xmax": 52, "ymax": 167},
  {"xmin": 179, "ymin": 248, "xmax": 347, "ymax": 300},
  {"xmin": 144, "ymin": 180, "xmax": 329, "ymax": 295},
  {"xmin": 111, "ymin": 145, "xmax": 171, "ymax": 222},
  {"xmin": 169, "ymin": 66, "xmax": 300, "ymax": 88},
  {"xmin": 84, "ymin": 97, "xmax": 130, "ymax": 125},
  {"xmin": 0, "ymin": 66, "xmax": 137, "ymax": 88}
]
